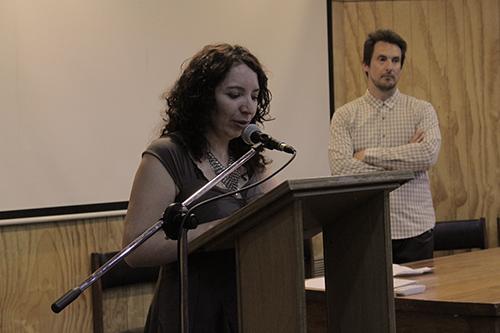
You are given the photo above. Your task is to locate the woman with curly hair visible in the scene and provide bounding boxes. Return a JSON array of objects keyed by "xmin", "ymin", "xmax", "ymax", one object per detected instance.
[{"xmin": 122, "ymin": 44, "xmax": 277, "ymax": 332}]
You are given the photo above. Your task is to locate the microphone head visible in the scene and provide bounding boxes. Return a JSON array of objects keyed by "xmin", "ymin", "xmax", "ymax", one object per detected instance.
[{"xmin": 241, "ymin": 124, "xmax": 261, "ymax": 145}]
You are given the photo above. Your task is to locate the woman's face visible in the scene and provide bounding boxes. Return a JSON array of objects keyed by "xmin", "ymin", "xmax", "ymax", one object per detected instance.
[{"xmin": 209, "ymin": 63, "xmax": 259, "ymax": 142}]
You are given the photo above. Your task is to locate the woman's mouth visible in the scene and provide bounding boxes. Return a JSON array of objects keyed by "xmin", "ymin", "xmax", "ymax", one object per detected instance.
[{"xmin": 233, "ymin": 120, "xmax": 250, "ymax": 128}]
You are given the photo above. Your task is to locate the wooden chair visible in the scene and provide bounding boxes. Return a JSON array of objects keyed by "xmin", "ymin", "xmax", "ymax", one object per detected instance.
[
  {"xmin": 434, "ymin": 217, "xmax": 487, "ymax": 251},
  {"xmin": 91, "ymin": 251, "xmax": 160, "ymax": 333}
]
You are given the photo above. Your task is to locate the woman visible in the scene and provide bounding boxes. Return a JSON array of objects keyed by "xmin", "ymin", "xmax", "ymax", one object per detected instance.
[{"xmin": 122, "ymin": 44, "xmax": 276, "ymax": 332}]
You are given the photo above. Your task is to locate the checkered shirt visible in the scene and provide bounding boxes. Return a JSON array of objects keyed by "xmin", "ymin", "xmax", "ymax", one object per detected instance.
[{"xmin": 329, "ymin": 89, "xmax": 441, "ymax": 239}]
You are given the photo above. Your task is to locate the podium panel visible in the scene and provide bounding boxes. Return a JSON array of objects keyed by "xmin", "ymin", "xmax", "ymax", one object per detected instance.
[{"xmin": 237, "ymin": 201, "xmax": 306, "ymax": 332}]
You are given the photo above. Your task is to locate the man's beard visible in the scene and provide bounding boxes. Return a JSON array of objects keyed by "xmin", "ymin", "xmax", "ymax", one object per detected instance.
[{"xmin": 374, "ymin": 76, "xmax": 397, "ymax": 91}]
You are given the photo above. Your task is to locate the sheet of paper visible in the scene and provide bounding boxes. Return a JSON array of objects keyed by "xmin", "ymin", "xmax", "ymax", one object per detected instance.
[
  {"xmin": 305, "ymin": 276, "xmax": 420, "ymax": 292},
  {"xmin": 305, "ymin": 277, "xmax": 326, "ymax": 291},
  {"xmin": 393, "ymin": 264, "xmax": 433, "ymax": 277},
  {"xmin": 393, "ymin": 277, "xmax": 416, "ymax": 289},
  {"xmin": 394, "ymin": 283, "xmax": 426, "ymax": 296}
]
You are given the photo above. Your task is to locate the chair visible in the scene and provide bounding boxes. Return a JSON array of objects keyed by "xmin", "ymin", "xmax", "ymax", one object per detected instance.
[
  {"xmin": 433, "ymin": 217, "xmax": 487, "ymax": 251},
  {"xmin": 91, "ymin": 251, "xmax": 160, "ymax": 333}
]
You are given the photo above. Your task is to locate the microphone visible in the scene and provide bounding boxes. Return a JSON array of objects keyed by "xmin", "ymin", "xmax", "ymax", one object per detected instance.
[{"xmin": 242, "ymin": 124, "xmax": 296, "ymax": 154}]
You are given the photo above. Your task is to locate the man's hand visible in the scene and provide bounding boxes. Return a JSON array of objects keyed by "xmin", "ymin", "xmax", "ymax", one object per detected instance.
[
  {"xmin": 354, "ymin": 149, "xmax": 365, "ymax": 161},
  {"xmin": 410, "ymin": 129, "xmax": 425, "ymax": 143}
]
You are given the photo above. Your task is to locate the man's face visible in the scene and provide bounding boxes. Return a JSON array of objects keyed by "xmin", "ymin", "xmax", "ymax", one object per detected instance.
[{"xmin": 363, "ymin": 41, "xmax": 402, "ymax": 93}]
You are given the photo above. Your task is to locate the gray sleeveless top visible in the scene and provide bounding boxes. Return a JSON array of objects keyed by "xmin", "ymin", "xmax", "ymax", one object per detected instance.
[{"xmin": 143, "ymin": 135, "xmax": 264, "ymax": 333}]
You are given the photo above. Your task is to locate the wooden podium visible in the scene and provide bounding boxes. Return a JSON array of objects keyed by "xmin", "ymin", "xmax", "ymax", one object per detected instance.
[{"xmin": 190, "ymin": 171, "xmax": 413, "ymax": 333}]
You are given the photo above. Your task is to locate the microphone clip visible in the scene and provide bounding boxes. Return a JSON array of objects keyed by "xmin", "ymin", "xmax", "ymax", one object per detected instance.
[{"xmin": 162, "ymin": 202, "xmax": 198, "ymax": 240}]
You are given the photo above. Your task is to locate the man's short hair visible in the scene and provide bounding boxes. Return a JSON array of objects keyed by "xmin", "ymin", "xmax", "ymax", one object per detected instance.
[{"xmin": 363, "ymin": 29, "xmax": 407, "ymax": 67}]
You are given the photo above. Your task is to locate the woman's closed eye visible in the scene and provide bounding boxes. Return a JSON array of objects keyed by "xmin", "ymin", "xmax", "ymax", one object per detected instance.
[{"xmin": 227, "ymin": 92, "xmax": 241, "ymax": 99}]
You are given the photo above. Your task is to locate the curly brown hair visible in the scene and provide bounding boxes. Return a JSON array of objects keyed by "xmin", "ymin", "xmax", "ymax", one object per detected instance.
[{"xmin": 160, "ymin": 44, "xmax": 272, "ymax": 174}]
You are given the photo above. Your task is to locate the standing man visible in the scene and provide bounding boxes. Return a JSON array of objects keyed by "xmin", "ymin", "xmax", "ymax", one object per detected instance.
[{"xmin": 329, "ymin": 29, "xmax": 441, "ymax": 264}]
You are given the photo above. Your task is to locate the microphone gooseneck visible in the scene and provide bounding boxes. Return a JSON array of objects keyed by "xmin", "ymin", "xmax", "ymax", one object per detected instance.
[{"xmin": 242, "ymin": 124, "xmax": 296, "ymax": 154}]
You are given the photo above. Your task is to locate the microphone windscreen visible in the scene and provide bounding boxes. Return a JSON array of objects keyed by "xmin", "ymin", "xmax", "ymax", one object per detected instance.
[{"xmin": 241, "ymin": 124, "xmax": 260, "ymax": 145}]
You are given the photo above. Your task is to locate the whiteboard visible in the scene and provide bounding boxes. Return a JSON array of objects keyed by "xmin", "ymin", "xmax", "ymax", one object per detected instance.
[{"xmin": 0, "ymin": 0, "xmax": 330, "ymax": 214}]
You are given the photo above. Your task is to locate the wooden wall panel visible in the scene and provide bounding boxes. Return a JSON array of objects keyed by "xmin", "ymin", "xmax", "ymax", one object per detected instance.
[
  {"xmin": 343, "ymin": 3, "xmax": 365, "ymax": 105},
  {"xmin": 332, "ymin": 0, "xmax": 500, "ymax": 246},
  {"xmin": 444, "ymin": 0, "xmax": 468, "ymax": 219},
  {"xmin": 332, "ymin": 1, "xmax": 346, "ymax": 109},
  {"xmin": 480, "ymin": 0, "xmax": 500, "ymax": 245},
  {"xmin": 409, "ymin": 2, "xmax": 431, "ymax": 101},
  {"xmin": 427, "ymin": 0, "xmax": 449, "ymax": 218},
  {"xmin": 484, "ymin": 0, "xmax": 500, "ymax": 246},
  {"xmin": 392, "ymin": 1, "xmax": 413, "ymax": 95},
  {"xmin": 0, "ymin": 216, "xmax": 154, "ymax": 333},
  {"xmin": 463, "ymin": 0, "xmax": 484, "ymax": 219}
]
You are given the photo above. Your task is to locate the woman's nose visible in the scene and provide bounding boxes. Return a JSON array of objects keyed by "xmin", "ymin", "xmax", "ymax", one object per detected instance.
[
  {"xmin": 240, "ymin": 96, "xmax": 255, "ymax": 114},
  {"xmin": 240, "ymin": 105, "xmax": 253, "ymax": 116}
]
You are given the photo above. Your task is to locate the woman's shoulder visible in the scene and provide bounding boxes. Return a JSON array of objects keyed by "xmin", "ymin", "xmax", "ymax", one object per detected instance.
[
  {"xmin": 143, "ymin": 134, "xmax": 192, "ymax": 165},
  {"xmin": 147, "ymin": 134, "xmax": 181, "ymax": 151},
  {"xmin": 145, "ymin": 134, "xmax": 188, "ymax": 155}
]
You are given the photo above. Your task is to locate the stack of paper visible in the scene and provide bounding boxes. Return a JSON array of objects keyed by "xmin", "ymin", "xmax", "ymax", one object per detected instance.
[
  {"xmin": 304, "ymin": 264, "xmax": 432, "ymax": 296},
  {"xmin": 392, "ymin": 264, "xmax": 432, "ymax": 296}
]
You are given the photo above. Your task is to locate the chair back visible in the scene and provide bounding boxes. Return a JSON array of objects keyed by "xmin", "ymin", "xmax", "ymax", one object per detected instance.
[
  {"xmin": 434, "ymin": 217, "xmax": 486, "ymax": 251},
  {"xmin": 91, "ymin": 251, "xmax": 160, "ymax": 333}
]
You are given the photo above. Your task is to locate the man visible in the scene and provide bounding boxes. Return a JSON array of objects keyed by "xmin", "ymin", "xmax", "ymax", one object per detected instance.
[{"xmin": 328, "ymin": 29, "xmax": 441, "ymax": 264}]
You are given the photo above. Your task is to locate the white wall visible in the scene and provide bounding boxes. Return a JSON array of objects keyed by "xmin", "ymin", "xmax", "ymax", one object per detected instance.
[{"xmin": 0, "ymin": 0, "xmax": 330, "ymax": 213}]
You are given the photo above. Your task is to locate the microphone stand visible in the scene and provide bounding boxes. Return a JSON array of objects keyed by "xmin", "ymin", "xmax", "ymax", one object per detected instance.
[{"xmin": 51, "ymin": 144, "xmax": 261, "ymax": 333}]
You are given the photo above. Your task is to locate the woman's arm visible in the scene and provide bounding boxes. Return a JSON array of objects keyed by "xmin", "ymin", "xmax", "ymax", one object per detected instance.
[{"xmin": 122, "ymin": 154, "xmax": 225, "ymax": 267}]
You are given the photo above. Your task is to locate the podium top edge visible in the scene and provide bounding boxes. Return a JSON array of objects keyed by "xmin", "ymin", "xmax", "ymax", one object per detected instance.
[{"xmin": 282, "ymin": 170, "xmax": 414, "ymax": 190}]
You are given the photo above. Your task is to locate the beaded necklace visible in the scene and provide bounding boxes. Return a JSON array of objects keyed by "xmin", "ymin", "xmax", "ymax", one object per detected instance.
[{"xmin": 206, "ymin": 151, "xmax": 240, "ymax": 191}]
